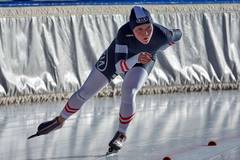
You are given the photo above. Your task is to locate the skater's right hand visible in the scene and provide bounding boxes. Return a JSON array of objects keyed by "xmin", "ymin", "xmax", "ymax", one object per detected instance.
[{"xmin": 138, "ymin": 52, "xmax": 152, "ymax": 64}]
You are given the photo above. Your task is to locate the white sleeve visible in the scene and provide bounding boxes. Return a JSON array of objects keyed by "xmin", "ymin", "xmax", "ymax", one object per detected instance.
[{"xmin": 115, "ymin": 54, "xmax": 140, "ymax": 74}]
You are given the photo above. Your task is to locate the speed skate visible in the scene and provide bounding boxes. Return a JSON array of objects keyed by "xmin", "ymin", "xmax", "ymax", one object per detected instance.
[
  {"xmin": 106, "ymin": 147, "xmax": 119, "ymax": 156},
  {"xmin": 105, "ymin": 131, "xmax": 127, "ymax": 156},
  {"xmin": 28, "ymin": 117, "xmax": 63, "ymax": 139}
]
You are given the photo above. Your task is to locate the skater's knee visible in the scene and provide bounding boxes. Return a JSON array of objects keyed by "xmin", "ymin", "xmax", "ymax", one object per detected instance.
[
  {"xmin": 122, "ymin": 80, "xmax": 141, "ymax": 98},
  {"xmin": 121, "ymin": 87, "xmax": 138, "ymax": 101}
]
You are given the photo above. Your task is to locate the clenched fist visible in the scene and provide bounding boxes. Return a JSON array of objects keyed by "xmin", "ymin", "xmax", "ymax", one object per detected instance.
[{"xmin": 138, "ymin": 52, "xmax": 152, "ymax": 64}]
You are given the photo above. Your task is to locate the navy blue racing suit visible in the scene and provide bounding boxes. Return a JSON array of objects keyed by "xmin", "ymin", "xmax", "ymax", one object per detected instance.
[{"xmin": 95, "ymin": 22, "xmax": 182, "ymax": 82}]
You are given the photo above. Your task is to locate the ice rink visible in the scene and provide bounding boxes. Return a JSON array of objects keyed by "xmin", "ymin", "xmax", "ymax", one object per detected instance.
[{"xmin": 1, "ymin": 90, "xmax": 240, "ymax": 160}]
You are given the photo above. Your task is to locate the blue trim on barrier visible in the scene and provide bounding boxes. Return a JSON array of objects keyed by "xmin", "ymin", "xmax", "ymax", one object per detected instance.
[{"xmin": 0, "ymin": 1, "xmax": 239, "ymax": 7}]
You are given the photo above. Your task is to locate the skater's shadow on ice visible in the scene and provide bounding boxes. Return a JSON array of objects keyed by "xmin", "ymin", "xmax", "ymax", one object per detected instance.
[{"xmin": 27, "ymin": 154, "xmax": 118, "ymax": 160}]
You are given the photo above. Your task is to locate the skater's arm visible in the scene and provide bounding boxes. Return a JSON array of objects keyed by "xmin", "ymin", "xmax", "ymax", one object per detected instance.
[
  {"xmin": 115, "ymin": 52, "xmax": 152, "ymax": 74},
  {"xmin": 166, "ymin": 29, "xmax": 182, "ymax": 44},
  {"xmin": 114, "ymin": 29, "xmax": 128, "ymax": 73},
  {"xmin": 159, "ymin": 25, "xmax": 182, "ymax": 43},
  {"xmin": 114, "ymin": 28, "xmax": 142, "ymax": 74},
  {"xmin": 115, "ymin": 53, "xmax": 137, "ymax": 74},
  {"xmin": 157, "ymin": 25, "xmax": 182, "ymax": 51}
]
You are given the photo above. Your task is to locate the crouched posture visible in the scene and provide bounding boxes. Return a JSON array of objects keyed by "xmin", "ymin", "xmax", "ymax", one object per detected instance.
[{"xmin": 28, "ymin": 6, "xmax": 182, "ymax": 154}]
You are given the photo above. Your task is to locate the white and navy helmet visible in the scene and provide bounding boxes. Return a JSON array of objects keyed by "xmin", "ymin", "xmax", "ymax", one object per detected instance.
[{"xmin": 129, "ymin": 6, "xmax": 153, "ymax": 30}]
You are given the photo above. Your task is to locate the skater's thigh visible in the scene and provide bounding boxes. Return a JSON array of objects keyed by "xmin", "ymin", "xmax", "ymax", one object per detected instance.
[
  {"xmin": 76, "ymin": 66, "xmax": 109, "ymax": 99},
  {"xmin": 122, "ymin": 67, "xmax": 148, "ymax": 91}
]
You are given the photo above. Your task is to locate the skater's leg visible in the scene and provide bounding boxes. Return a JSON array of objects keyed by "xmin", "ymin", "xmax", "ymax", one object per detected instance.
[
  {"xmin": 28, "ymin": 67, "xmax": 109, "ymax": 139},
  {"xmin": 60, "ymin": 66, "xmax": 109, "ymax": 120},
  {"xmin": 107, "ymin": 67, "xmax": 148, "ymax": 151},
  {"xmin": 118, "ymin": 67, "xmax": 148, "ymax": 134}
]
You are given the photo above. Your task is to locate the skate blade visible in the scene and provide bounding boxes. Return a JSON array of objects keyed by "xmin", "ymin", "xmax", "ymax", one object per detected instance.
[
  {"xmin": 106, "ymin": 151, "xmax": 117, "ymax": 156},
  {"xmin": 106, "ymin": 149, "xmax": 118, "ymax": 156},
  {"xmin": 27, "ymin": 133, "xmax": 39, "ymax": 139}
]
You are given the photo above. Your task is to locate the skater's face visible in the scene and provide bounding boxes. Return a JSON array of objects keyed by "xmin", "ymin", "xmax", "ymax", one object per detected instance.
[{"xmin": 133, "ymin": 23, "xmax": 153, "ymax": 44}]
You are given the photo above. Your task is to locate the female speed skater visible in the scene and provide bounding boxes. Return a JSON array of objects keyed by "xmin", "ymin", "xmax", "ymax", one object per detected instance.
[{"xmin": 28, "ymin": 5, "xmax": 182, "ymax": 154}]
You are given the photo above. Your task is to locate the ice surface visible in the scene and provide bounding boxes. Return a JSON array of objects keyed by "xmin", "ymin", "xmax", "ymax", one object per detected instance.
[{"xmin": 0, "ymin": 90, "xmax": 240, "ymax": 160}]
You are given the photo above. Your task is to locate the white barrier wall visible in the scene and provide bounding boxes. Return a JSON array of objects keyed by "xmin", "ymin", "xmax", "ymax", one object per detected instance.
[{"xmin": 0, "ymin": 5, "xmax": 239, "ymax": 104}]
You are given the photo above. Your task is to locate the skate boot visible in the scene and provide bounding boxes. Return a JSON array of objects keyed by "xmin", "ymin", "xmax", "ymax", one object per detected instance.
[
  {"xmin": 106, "ymin": 131, "xmax": 126, "ymax": 155},
  {"xmin": 28, "ymin": 116, "xmax": 64, "ymax": 139}
]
